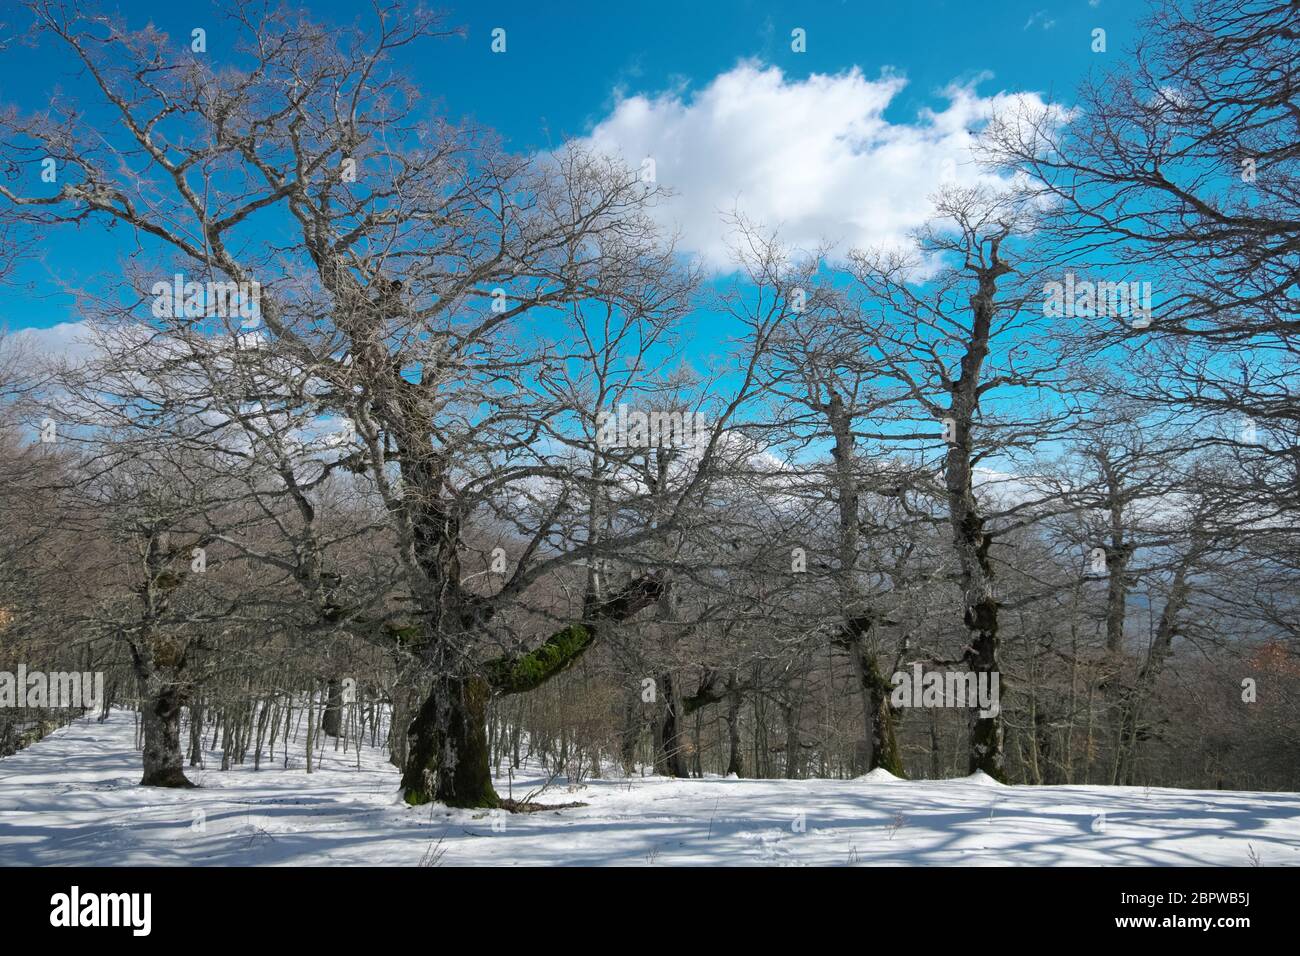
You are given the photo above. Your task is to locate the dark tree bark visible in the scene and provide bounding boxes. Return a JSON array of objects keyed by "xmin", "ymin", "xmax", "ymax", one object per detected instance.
[
  {"xmin": 863, "ymin": 650, "xmax": 905, "ymax": 777},
  {"xmin": 1097, "ymin": 447, "xmax": 1135, "ymax": 650},
  {"xmin": 825, "ymin": 390, "xmax": 907, "ymax": 777},
  {"xmin": 188, "ymin": 699, "xmax": 203, "ymax": 767},
  {"xmin": 399, "ymin": 576, "xmax": 665, "ymax": 808},
  {"xmin": 653, "ymin": 669, "xmax": 728, "ymax": 777},
  {"xmin": 839, "ymin": 616, "xmax": 906, "ymax": 777},
  {"xmin": 653, "ymin": 671, "xmax": 690, "ymax": 778},
  {"xmin": 620, "ymin": 693, "xmax": 642, "ymax": 775},
  {"xmin": 137, "ymin": 671, "xmax": 193, "ymax": 788},
  {"xmin": 400, "ymin": 674, "xmax": 497, "ymax": 807},
  {"xmin": 322, "ymin": 676, "xmax": 343, "ymax": 738},
  {"xmin": 724, "ymin": 676, "xmax": 745, "ymax": 777},
  {"xmin": 942, "ymin": 237, "xmax": 1013, "ymax": 781},
  {"xmin": 782, "ymin": 699, "xmax": 802, "ymax": 779}
]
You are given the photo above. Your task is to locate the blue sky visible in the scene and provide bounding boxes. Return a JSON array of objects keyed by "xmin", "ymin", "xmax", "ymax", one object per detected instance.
[{"xmin": 0, "ymin": 0, "xmax": 1143, "ymax": 334}]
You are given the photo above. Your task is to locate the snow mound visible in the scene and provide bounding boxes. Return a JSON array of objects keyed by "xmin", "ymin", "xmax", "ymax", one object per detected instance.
[
  {"xmin": 857, "ymin": 768, "xmax": 901, "ymax": 784},
  {"xmin": 961, "ymin": 770, "xmax": 1008, "ymax": 787}
]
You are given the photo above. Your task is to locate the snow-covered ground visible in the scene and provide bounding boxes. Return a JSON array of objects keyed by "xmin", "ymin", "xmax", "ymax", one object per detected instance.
[{"xmin": 2, "ymin": 711, "xmax": 1298, "ymax": 866}]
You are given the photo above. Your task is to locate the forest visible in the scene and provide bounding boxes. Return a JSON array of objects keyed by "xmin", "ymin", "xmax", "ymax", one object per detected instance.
[{"xmin": 0, "ymin": 0, "xmax": 1295, "ymax": 822}]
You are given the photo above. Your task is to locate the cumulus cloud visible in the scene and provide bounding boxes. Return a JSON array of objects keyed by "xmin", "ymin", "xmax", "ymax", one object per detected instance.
[
  {"xmin": 576, "ymin": 62, "xmax": 1057, "ymax": 270},
  {"xmin": 6, "ymin": 321, "xmax": 98, "ymax": 365}
]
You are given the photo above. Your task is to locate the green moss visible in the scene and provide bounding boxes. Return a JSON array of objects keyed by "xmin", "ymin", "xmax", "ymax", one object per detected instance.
[
  {"xmin": 403, "ymin": 788, "xmax": 432, "ymax": 807},
  {"xmin": 383, "ymin": 622, "xmax": 422, "ymax": 647},
  {"xmin": 453, "ymin": 791, "xmax": 501, "ymax": 810},
  {"xmin": 865, "ymin": 656, "xmax": 908, "ymax": 779},
  {"xmin": 873, "ymin": 728, "xmax": 907, "ymax": 778},
  {"xmin": 485, "ymin": 624, "xmax": 593, "ymax": 695}
]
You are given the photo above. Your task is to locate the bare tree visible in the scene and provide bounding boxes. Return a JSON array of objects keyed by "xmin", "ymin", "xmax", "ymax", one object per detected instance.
[{"xmin": 848, "ymin": 186, "xmax": 1077, "ymax": 779}]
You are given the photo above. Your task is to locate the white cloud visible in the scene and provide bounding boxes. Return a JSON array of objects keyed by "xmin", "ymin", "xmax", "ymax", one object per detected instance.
[
  {"xmin": 577, "ymin": 62, "xmax": 1057, "ymax": 270},
  {"xmin": 6, "ymin": 321, "xmax": 98, "ymax": 365}
]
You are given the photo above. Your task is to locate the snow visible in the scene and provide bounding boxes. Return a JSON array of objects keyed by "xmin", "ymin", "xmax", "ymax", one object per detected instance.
[
  {"xmin": 2, "ymin": 711, "xmax": 1299, "ymax": 866},
  {"xmin": 961, "ymin": 770, "xmax": 1008, "ymax": 787},
  {"xmin": 857, "ymin": 768, "xmax": 901, "ymax": 784}
]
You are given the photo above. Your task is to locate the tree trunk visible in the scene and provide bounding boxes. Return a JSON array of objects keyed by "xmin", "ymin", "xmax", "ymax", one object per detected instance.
[
  {"xmin": 305, "ymin": 685, "xmax": 315, "ymax": 774},
  {"xmin": 138, "ymin": 673, "xmax": 193, "ymax": 788},
  {"xmin": 783, "ymin": 700, "xmax": 802, "ymax": 779},
  {"xmin": 928, "ymin": 711, "xmax": 942, "ymax": 779},
  {"xmin": 724, "ymin": 681, "xmax": 744, "ymax": 777},
  {"xmin": 865, "ymin": 655, "xmax": 905, "ymax": 776},
  {"xmin": 322, "ymin": 677, "xmax": 343, "ymax": 738},
  {"xmin": 620, "ymin": 693, "xmax": 641, "ymax": 775},
  {"xmin": 399, "ymin": 578, "xmax": 664, "ymax": 808},
  {"xmin": 254, "ymin": 699, "xmax": 271, "ymax": 771},
  {"xmin": 848, "ymin": 638, "xmax": 905, "ymax": 776},
  {"xmin": 220, "ymin": 713, "xmax": 231, "ymax": 771},
  {"xmin": 654, "ymin": 671, "xmax": 690, "ymax": 778},
  {"xmin": 388, "ymin": 687, "xmax": 407, "ymax": 769},
  {"xmin": 964, "ymin": 597, "xmax": 1003, "ymax": 778},
  {"xmin": 943, "ymin": 253, "xmax": 1011, "ymax": 781},
  {"xmin": 1115, "ymin": 557, "xmax": 1194, "ymax": 785},
  {"xmin": 188, "ymin": 699, "xmax": 204, "ymax": 767},
  {"xmin": 825, "ymin": 393, "xmax": 905, "ymax": 778},
  {"xmin": 400, "ymin": 674, "xmax": 498, "ymax": 808}
]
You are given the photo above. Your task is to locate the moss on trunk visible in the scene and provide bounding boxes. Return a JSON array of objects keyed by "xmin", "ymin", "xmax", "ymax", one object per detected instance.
[
  {"xmin": 400, "ymin": 675, "xmax": 499, "ymax": 809},
  {"xmin": 484, "ymin": 625, "xmax": 593, "ymax": 696},
  {"xmin": 864, "ymin": 656, "xmax": 906, "ymax": 778}
]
